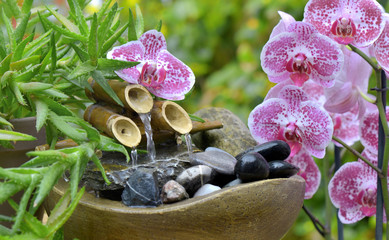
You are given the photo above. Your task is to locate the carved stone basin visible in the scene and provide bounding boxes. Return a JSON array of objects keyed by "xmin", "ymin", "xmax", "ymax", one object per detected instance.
[{"xmin": 45, "ymin": 175, "xmax": 305, "ymax": 240}]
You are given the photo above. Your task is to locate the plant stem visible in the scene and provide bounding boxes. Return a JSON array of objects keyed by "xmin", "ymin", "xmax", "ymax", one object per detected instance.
[
  {"xmin": 332, "ymin": 135, "xmax": 383, "ymax": 177},
  {"xmin": 302, "ymin": 205, "xmax": 326, "ymax": 237},
  {"xmin": 323, "ymin": 155, "xmax": 332, "ymax": 240},
  {"xmin": 334, "ymin": 146, "xmax": 344, "ymax": 240},
  {"xmin": 348, "ymin": 44, "xmax": 379, "ymax": 72}
]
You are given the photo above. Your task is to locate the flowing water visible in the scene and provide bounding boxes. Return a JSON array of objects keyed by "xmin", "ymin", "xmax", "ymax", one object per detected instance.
[
  {"xmin": 131, "ymin": 147, "xmax": 138, "ymax": 168},
  {"xmin": 139, "ymin": 112, "xmax": 156, "ymax": 162},
  {"xmin": 185, "ymin": 133, "xmax": 193, "ymax": 160}
]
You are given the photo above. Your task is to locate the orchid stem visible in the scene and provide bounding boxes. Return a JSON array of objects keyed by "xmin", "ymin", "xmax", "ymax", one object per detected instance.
[
  {"xmin": 348, "ymin": 44, "xmax": 379, "ymax": 72},
  {"xmin": 332, "ymin": 135, "xmax": 383, "ymax": 177},
  {"xmin": 302, "ymin": 205, "xmax": 326, "ymax": 237},
  {"xmin": 334, "ymin": 146, "xmax": 344, "ymax": 240},
  {"xmin": 324, "ymin": 154, "xmax": 332, "ymax": 240}
]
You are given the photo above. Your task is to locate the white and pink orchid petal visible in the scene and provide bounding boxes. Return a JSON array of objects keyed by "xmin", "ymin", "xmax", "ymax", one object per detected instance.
[
  {"xmin": 324, "ymin": 81, "xmax": 358, "ymax": 113},
  {"xmin": 286, "ymin": 149, "xmax": 321, "ymax": 199},
  {"xmin": 332, "ymin": 106, "xmax": 360, "ymax": 147},
  {"xmin": 374, "ymin": 16, "xmax": 389, "ymax": 72},
  {"xmin": 278, "ymin": 85, "xmax": 309, "ymax": 109},
  {"xmin": 115, "ymin": 68, "xmax": 141, "ymax": 84},
  {"xmin": 360, "ymin": 107, "xmax": 389, "ymax": 154},
  {"xmin": 298, "ymin": 101, "xmax": 334, "ymax": 158},
  {"xmin": 338, "ymin": 205, "xmax": 366, "ymax": 224},
  {"xmin": 301, "ymin": 80, "xmax": 326, "ymax": 104},
  {"xmin": 264, "ymin": 79, "xmax": 294, "ymax": 101},
  {"xmin": 304, "ymin": 0, "xmax": 385, "ymax": 47},
  {"xmin": 269, "ymin": 11, "xmax": 296, "ymax": 39},
  {"xmin": 107, "ymin": 40, "xmax": 144, "ymax": 63},
  {"xmin": 260, "ymin": 33, "xmax": 296, "ymax": 82},
  {"xmin": 248, "ymin": 99, "xmax": 289, "ymax": 144},
  {"xmin": 139, "ymin": 30, "xmax": 167, "ymax": 61},
  {"xmin": 150, "ymin": 50, "xmax": 195, "ymax": 100}
]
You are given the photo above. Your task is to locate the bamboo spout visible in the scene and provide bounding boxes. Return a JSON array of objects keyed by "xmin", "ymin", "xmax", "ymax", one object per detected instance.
[
  {"xmin": 86, "ymin": 78, "xmax": 153, "ymax": 114},
  {"xmin": 150, "ymin": 101, "xmax": 193, "ymax": 135},
  {"xmin": 84, "ymin": 104, "xmax": 141, "ymax": 148}
]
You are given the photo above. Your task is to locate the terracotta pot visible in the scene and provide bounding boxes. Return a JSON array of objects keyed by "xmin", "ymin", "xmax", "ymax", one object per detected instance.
[
  {"xmin": 0, "ymin": 117, "xmax": 46, "ymax": 227},
  {"xmin": 45, "ymin": 176, "xmax": 305, "ymax": 240}
]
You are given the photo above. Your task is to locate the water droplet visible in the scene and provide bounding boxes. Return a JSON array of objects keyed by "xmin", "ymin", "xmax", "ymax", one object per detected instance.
[{"xmin": 185, "ymin": 133, "xmax": 193, "ymax": 160}]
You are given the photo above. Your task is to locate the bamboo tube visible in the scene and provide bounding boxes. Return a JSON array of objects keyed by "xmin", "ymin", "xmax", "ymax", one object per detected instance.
[
  {"xmin": 86, "ymin": 78, "xmax": 153, "ymax": 114},
  {"xmin": 84, "ymin": 104, "xmax": 141, "ymax": 148},
  {"xmin": 150, "ymin": 101, "xmax": 193, "ymax": 135}
]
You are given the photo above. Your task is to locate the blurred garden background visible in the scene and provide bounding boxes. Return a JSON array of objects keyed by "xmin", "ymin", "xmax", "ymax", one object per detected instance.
[{"xmin": 6, "ymin": 0, "xmax": 389, "ymax": 239}]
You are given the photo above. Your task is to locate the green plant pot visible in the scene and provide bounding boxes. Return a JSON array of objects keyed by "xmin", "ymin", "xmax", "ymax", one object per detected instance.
[
  {"xmin": 0, "ymin": 117, "xmax": 46, "ymax": 227},
  {"xmin": 45, "ymin": 175, "xmax": 305, "ymax": 240}
]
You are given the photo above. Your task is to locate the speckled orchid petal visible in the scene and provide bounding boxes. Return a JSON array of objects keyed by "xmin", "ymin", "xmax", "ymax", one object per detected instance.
[
  {"xmin": 264, "ymin": 79, "xmax": 294, "ymax": 101},
  {"xmin": 301, "ymin": 80, "xmax": 326, "ymax": 104},
  {"xmin": 149, "ymin": 50, "xmax": 195, "ymax": 100},
  {"xmin": 248, "ymin": 98, "xmax": 289, "ymax": 144},
  {"xmin": 286, "ymin": 149, "xmax": 321, "ymax": 199},
  {"xmin": 374, "ymin": 16, "xmax": 389, "ymax": 73},
  {"xmin": 298, "ymin": 101, "xmax": 334, "ymax": 158},
  {"xmin": 107, "ymin": 41, "xmax": 145, "ymax": 84},
  {"xmin": 261, "ymin": 21, "xmax": 343, "ymax": 87},
  {"xmin": 304, "ymin": 0, "xmax": 385, "ymax": 47},
  {"xmin": 249, "ymin": 85, "xmax": 333, "ymax": 158},
  {"xmin": 359, "ymin": 107, "xmax": 389, "ymax": 154},
  {"xmin": 329, "ymin": 150, "xmax": 384, "ymax": 224},
  {"xmin": 332, "ymin": 105, "xmax": 360, "ymax": 147},
  {"xmin": 138, "ymin": 30, "xmax": 167, "ymax": 61},
  {"xmin": 269, "ymin": 11, "xmax": 296, "ymax": 39}
]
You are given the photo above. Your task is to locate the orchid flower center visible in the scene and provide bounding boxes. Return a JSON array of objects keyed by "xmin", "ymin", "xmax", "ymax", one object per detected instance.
[
  {"xmin": 356, "ymin": 186, "xmax": 377, "ymax": 216},
  {"xmin": 140, "ymin": 62, "xmax": 166, "ymax": 88},
  {"xmin": 330, "ymin": 17, "xmax": 356, "ymax": 45},
  {"xmin": 286, "ymin": 53, "xmax": 312, "ymax": 87},
  {"xmin": 278, "ymin": 122, "xmax": 302, "ymax": 156}
]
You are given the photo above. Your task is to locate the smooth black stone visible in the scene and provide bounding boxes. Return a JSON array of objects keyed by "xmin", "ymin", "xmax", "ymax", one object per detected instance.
[
  {"xmin": 121, "ymin": 169, "xmax": 162, "ymax": 207},
  {"xmin": 234, "ymin": 152, "xmax": 269, "ymax": 182},
  {"xmin": 268, "ymin": 160, "xmax": 299, "ymax": 179},
  {"xmin": 235, "ymin": 140, "xmax": 291, "ymax": 162}
]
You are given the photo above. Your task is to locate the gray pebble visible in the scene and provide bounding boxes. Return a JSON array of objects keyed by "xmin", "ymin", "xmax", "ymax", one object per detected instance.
[
  {"xmin": 190, "ymin": 149, "xmax": 237, "ymax": 175},
  {"xmin": 176, "ymin": 165, "xmax": 216, "ymax": 196},
  {"xmin": 161, "ymin": 180, "xmax": 189, "ymax": 204},
  {"xmin": 193, "ymin": 184, "xmax": 221, "ymax": 197}
]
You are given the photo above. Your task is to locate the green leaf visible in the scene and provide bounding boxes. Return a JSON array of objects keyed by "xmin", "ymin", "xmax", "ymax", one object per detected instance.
[
  {"xmin": 70, "ymin": 43, "xmax": 89, "ymax": 62},
  {"xmin": 0, "ymin": 182, "xmax": 24, "ymax": 204},
  {"xmin": 97, "ymin": 58, "xmax": 139, "ymax": 71},
  {"xmin": 155, "ymin": 19, "xmax": 162, "ymax": 32},
  {"xmin": 68, "ymin": 61, "xmax": 96, "ymax": 79},
  {"xmin": 50, "ymin": 32, "xmax": 57, "ymax": 79},
  {"xmin": 23, "ymin": 29, "xmax": 52, "ymax": 58},
  {"xmin": 91, "ymin": 70, "xmax": 123, "ymax": 106},
  {"xmin": 128, "ymin": 7, "xmax": 137, "ymax": 41},
  {"xmin": 0, "ymin": 28, "xmax": 8, "ymax": 59},
  {"xmin": 88, "ymin": 14, "xmax": 98, "ymax": 65},
  {"xmin": 69, "ymin": 0, "xmax": 88, "ymax": 35},
  {"xmin": 9, "ymin": 78, "xmax": 26, "ymax": 105},
  {"xmin": 14, "ymin": 12, "xmax": 31, "ymax": 44},
  {"xmin": 41, "ymin": 89, "xmax": 68, "ymax": 99},
  {"xmin": 33, "ymin": 162, "xmax": 67, "ymax": 209},
  {"xmin": 101, "ymin": 22, "xmax": 128, "ymax": 56},
  {"xmin": 41, "ymin": 97, "xmax": 74, "ymax": 116},
  {"xmin": 12, "ymin": 32, "xmax": 34, "ymax": 63},
  {"xmin": 0, "ymin": 168, "xmax": 32, "ymax": 187},
  {"xmin": 33, "ymin": 98, "xmax": 49, "ymax": 131},
  {"xmin": 0, "ymin": 54, "xmax": 13, "ymax": 76},
  {"xmin": 21, "ymin": 0, "xmax": 34, "ymax": 15},
  {"xmin": 0, "ymin": 116, "xmax": 12, "ymax": 127},
  {"xmin": 48, "ymin": 111, "xmax": 86, "ymax": 141},
  {"xmin": 99, "ymin": 135, "xmax": 130, "ymax": 161},
  {"xmin": 135, "ymin": 4, "xmax": 144, "ymax": 38},
  {"xmin": 18, "ymin": 82, "xmax": 52, "ymax": 92},
  {"xmin": 4, "ymin": 0, "xmax": 21, "ymax": 18},
  {"xmin": 21, "ymin": 210, "xmax": 49, "ymax": 238},
  {"xmin": 14, "ymin": 64, "xmax": 41, "ymax": 82},
  {"xmin": 189, "ymin": 114, "xmax": 205, "ymax": 123},
  {"xmin": 10, "ymin": 55, "xmax": 41, "ymax": 71},
  {"xmin": 39, "ymin": 15, "xmax": 87, "ymax": 42},
  {"xmin": 1, "ymin": 9, "xmax": 15, "ymax": 51},
  {"xmin": 91, "ymin": 154, "xmax": 111, "ymax": 184},
  {"xmin": 0, "ymin": 129, "xmax": 36, "ymax": 141},
  {"xmin": 98, "ymin": 3, "xmax": 118, "ymax": 56},
  {"xmin": 1, "ymin": 70, "xmax": 13, "ymax": 88},
  {"xmin": 96, "ymin": 0, "xmax": 114, "ymax": 22},
  {"xmin": 46, "ymin": 6, "xmax": 80, "ymax": 35},
  {"xmin": 66, "ymin": 118, "xmax": 100, "ymax": 142}
]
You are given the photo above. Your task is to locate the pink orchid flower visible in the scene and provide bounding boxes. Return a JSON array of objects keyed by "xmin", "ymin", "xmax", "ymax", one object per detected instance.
[
  {"xmin": 374, "ymin": 15, "xmax": 389, "ymax": 73},
  {"xmin": 329, "ymin": 150, "xmax": 387, "ymax": 224},
  {"xmin": 304, "ymin": 0, "xmax": 385, "ymax": 47},
  {"xmin": 286, "ymin": 149, "xmax": 321, "ymax": 199},
  {"xmin": 359, "ymin": 107, "xmax": 389, "ymax": 155},
  {"xmin": 269, "ymin": 11, "xmax": 296, "ymax": 39},
  {"xmin": 248, "ymin": 85, "xmax": 333, "ymax": 158},
  {"xmin": 323, "ymin": 47, "xmax": 372, "ymax": 118},
  {"xmin": 261, "ymin": 21, "xmax": 344, "ymax": 87},
  {"xmin": 107, "ymin": 30, "xmax": 195, "ymax": 100}
]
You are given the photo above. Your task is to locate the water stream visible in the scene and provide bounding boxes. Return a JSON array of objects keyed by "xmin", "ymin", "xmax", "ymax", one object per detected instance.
[
  {"xmin": 131, "ymin": 147, "xmax": 138, "ymax": 168},
  {"xmin": 185, "ymin": 133, "xmax": 193, "ymax": 160},
  {"xmin": 139, "ymin": 112, "xmax": 156, "ymax": 162}
]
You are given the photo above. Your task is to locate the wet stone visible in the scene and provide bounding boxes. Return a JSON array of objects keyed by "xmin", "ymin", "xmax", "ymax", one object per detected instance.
[
  {"xmin": 161, "ymin": 180, "xmax": 189, "ymax": 204},
  {"xmin": 234, "ymin": 152, "xmax": 269, "ymax": 182},
  {"xmin": 176, "ymin": 165, "xmax": 216, "ymax": 196},
  {"xmin": 191, "ymin": 107, "xmax": 257, "ymax": 156},
  {"xmin": 223, "ymin": 178, "xmax": 242, "ymax": 188},
  {"xmin": 121, "ymin": 169, "xmax": 162, "ymax": 207},
  {"xmin": 268, "ymin": 160, "xmax": 299, "ymax": 179},
  {"xmin": 194, "ymin": 184, "xmax": 221, "ymax": 197},
  {"xmin": 235, "ymin": 140, "xmax": 291, "ymax": 162},
  {"xmin": 190, "ymin": 147, "xmax": 237, "ymax": 175}
]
